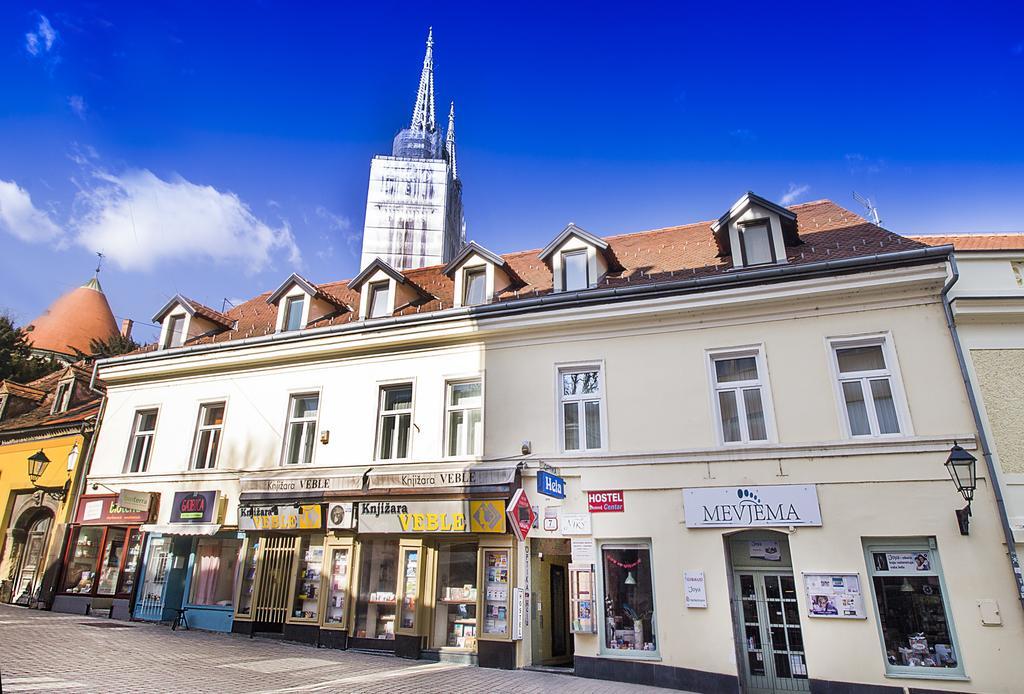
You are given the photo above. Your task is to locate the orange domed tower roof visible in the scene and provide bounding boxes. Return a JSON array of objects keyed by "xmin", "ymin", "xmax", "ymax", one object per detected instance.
[{"xmin": 27, "ymin": 277, "xmax": 119, "ymax": 357}]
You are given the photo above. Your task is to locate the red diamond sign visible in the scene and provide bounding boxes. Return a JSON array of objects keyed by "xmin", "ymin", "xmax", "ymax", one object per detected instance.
[{"xmin": 507, "ymin": 488, "xmax": 535, "ymax": 542}]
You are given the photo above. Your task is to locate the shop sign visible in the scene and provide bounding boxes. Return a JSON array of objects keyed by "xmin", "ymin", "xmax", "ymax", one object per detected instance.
[
  {"xmin": 368, "ymin": 465, "xmax": 517, "ymax": 491},
  {"xmin": 506, "ymin": 489, "xmax": 535, "ymax": 541},
  {"xmin": 116, "ymin": 489, "xmax": 152, "ymax": 513},
  {"xmin": 170, "ymin": 491, "xmax": 219, "ymax": 523},
  {"xmin": 326, "ymin": 502, "xmax": 356, "ymax": 530},
  {"xmin": 560, "ymin": 513, "xmax": 592, "ymax": 535},
  {"xmin": 587, "ymin": 490, "xmax": 624, "ymax": 513},
  {"xmin": 76, "ymin": 495, "xmax": 153, "ymax": 525},
  {"xmin": 872, "ymin": 551, "xmax": 932, "ymax": 572},
  {"xmin": 469, "ymin": 500, "xmax": 506, "ymax": 534},
  {"xmin": 358, "ymin": 500, "xmax": 468, "ymax": 534},
  {"xmin": 537, "ymin": 470, "xmax": 566, "ymax": 499},
  {"xmin": 238, "ymin": 504, "xmax": 322, "ymax": 531},
  {"xmin": 240, "ymin": 471, "xmax": 364, "ymax": 495},
  {"xmin": 684, "ymin": 571, "xmax": 707, "ymax": 608},
  {"xmin": 683, "ymin": 485, "xmax": 822, "ymax": 528}
]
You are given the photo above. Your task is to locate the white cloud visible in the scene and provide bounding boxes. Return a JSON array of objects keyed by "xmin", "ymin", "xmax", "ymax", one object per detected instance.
[
  {"xmin": 0, "ymin": 179, "xmax": 64, "ymax": 243},
  {"xmin": 68, "ymin": 95, "xmax": 87, "ymax": 119},
  {"xmin": 780, "ymin": 183, "xmax": 810, "ymax": 206},
  {"xmin": 729, "ymin": 128, "xmax": 756, "ymax": 141},
  {"xmin": 25, "ymin": 15, "xmax": 57, "ymax": 56},
  {"xmin": 72, "ymin": 168, "xmax": 301, "ymax": 273}
]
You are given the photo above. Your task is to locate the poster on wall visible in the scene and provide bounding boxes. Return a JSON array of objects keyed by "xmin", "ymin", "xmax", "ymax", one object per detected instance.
[
  {"xmin": 803, "ymin": 573, "xmax": 866, "ymax": 619},
  {"xmin": 872, "ymin": 551, "xmax": 931, "ymax": 572},
  {"xmin": 749, "ymin": 540, "xmax": 781, "ymax": 561}
]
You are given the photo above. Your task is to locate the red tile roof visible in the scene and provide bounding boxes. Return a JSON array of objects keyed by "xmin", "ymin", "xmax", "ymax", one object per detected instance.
[
  {"xmin": 146, "ymin": 200, "xmax": 928, "ymax": 351},
  {"xmin": 0, "ymin": 364, "xmax": 103, "ymax": 437},
  {"xmin": 907, "ymin": 233, "xmax": 1024, "ymax": 252}
]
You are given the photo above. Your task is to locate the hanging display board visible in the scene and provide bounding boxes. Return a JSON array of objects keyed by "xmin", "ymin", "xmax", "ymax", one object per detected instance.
[
  {"xmin": 802, "ymin": 573, "xmax": 866, "ymax": 619},
  {"xmin": 569, "ymin": 563, "xmax": 596, "ymax": 633}
]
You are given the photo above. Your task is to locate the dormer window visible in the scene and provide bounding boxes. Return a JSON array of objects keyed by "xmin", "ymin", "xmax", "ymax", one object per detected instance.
[
  {"xmin": 738, "ymin": 220, "xmax": 775, "ymax": 266},
  {"xmin": 463, "ymin": 268, "xmax": 486, "ymax": 306},
  {"xmin": 562, "ymin": 250, "xmax": 589, "ymax": 291},
  {"xmin": 369, "ymin": 281, "xmax": 391, "ymax": 318},
  {"xmin": 283, "ymin": 296, "xmax": 305, "ymax": 332},
  {"xmin": 52, "ymin": 379, "xmax": 74, "ymax": 414},
  {"xmin": 165, "ymin": 315, "xmax": 185, "ymax": 349}
]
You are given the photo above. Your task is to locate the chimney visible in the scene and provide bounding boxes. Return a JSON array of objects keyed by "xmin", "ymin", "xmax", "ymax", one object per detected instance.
[{"xmin": 120, "ymin": 319, "xmax": 133, "ymax": 340}]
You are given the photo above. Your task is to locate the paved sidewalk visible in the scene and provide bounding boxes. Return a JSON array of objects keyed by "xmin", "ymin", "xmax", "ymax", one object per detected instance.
[{"xmin": 0, "ymin": 605, "xmax": 684, "ymax": 693}]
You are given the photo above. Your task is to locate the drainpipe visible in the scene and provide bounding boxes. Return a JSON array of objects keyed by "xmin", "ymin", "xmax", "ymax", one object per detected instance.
[{"xmin": 941, "ymin": 252, "xmax": 1024, "ymax": 609}]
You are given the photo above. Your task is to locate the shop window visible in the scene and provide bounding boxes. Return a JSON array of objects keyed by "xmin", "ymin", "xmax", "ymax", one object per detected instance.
[
  {"xmin": 600, "ymin": 542, "xmax": 657, "ymax": 655},
  {"xmin": 62, "ymin": 526, "xmax": 104, "ymax": 594},
  {"xmin": 116, "ymin": 530, "xmax": 143, "ymax": 596},
  {"xmin": 291, "ymin": 537, "xmax": 324, "ymax": 621},
  {"xmin": 125, "ymin": 408, "xmax": 158, "ymax": 473},
  {"xmin": 377, "ymin": 384, "xmax": 413, "ymax": 460},
  {"xmin": 865, "ymin": 541, "xmax": 964, "ymax": 677},
  {"xmin": 191, "ymin": 402, "xmax": 226, "ymax": 470},
  {"xmin": 445, "ymin": 380, "xmax": 482, "ymax": 457},
  {"xmin": 323, "ymin": 543, "xmax": 352, "ymax": 627},
  {"xmin": 283, "ymin": 393, "xmax": 319, "ymax": 465},
  {"xmin": 482, "ymin": 548, "xmax": 511, "ymax": 637},
  {"xmin": 830, "ymin": 336, "xmax": 907, "ymax": 437},
  {"xmin": 189, "ymin": 537, "xmax": 242, "ymax": 607},
  {"xmin": 234, "ymin": 538, "xmax": 260, "ymax": 618},
  {"xmin": 463, "ymin": 268, "xmax": 487, "ymax": 306},
  {"xmin": 709, "ymin": 348, "xmax": 773, "ymax": 444},
  {"xmin": 354, "ymin": 538, "xmax": 399, "ymax": 639},
  {"xmin": 138, "ymin": 536, "xmax": 173, "ymax": 617},
  {"xmin": 562, "ymin": 249, "xmax": 589, "ymax": 291},
  {"xmin": 433, "ymin": 542, "xmax": 478, "ymax": 648},
  {"xmin": 559, "ymin": 366, "xmax": 605, "ymax": 452},
  {"xmin": 96, "ymin": 528, "xmax": 128, "ymax": 595}
]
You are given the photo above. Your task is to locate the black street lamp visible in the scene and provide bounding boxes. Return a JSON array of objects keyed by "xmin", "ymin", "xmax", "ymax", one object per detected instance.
[
  {"xmin": 27, "ymin": 449, "xmax": 69, "ymax": 502},
  {"xmin": 945, "ymin": 442, "xmax": 977, "ymax": 535}
]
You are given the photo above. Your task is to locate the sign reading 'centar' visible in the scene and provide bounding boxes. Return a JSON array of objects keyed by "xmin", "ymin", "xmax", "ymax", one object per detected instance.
[
  {"xmin": 683, "ymin": 485, "xmax": 822, "ymax": 528},
  {"xmin": 358, "ymin": 500, "xmax": 469, "ymax": 534}
]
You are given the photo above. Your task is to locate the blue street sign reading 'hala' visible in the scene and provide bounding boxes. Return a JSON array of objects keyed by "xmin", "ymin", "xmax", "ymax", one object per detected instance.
[{"xmin": 537, "ymin": 470, "xmax": 566, "ymax": 499}]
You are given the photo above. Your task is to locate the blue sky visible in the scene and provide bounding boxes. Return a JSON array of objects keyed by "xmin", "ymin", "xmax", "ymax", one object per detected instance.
[{"xmin": 1, "ymin": 2, "xmax": 1022, "ymax": 343}]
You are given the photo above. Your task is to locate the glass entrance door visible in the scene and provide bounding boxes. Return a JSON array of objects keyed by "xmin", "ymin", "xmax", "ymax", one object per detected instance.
[
  {"xmin": 14, "ymin": 516, "xmax": 51, "ymax": 605},
  {"xmin": 733, "ymin": 572, "xmax": 809, "ymax": 694}
]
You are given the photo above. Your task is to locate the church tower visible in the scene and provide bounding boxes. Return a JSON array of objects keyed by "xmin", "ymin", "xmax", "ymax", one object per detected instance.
[{"xmin": 359, "ymin": 28, "xmax": 465, "ymax": 270}]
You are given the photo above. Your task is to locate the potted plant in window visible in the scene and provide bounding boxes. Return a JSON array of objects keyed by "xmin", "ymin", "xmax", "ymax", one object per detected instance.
[{"xmin": 623, "ymin": 604, "xmax": 653, "ymax": 650}]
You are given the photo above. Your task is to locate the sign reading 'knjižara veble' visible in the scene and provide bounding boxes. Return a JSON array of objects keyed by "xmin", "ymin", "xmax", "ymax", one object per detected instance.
[{"xmin": 683, "ymin": 485, "xmax": 822, "ymax": 528}]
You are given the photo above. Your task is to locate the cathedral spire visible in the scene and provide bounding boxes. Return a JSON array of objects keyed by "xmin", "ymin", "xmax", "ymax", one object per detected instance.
[
  {"xmin": 446, "ymin": 101, "xmax": 458, "ymax": 179},
  {"xmin": 410, "ymin": 27, "xmax": 436, "ymax": 132}
]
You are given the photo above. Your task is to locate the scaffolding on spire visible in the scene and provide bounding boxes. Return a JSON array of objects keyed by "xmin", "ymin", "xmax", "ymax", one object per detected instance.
[
  {"xmin": 393, "ymin": 27, "xmax": 443, "ymax": 159},
  {"xmin": 446, "ymin": 101, "xmax": 458, "ymax": 179}
]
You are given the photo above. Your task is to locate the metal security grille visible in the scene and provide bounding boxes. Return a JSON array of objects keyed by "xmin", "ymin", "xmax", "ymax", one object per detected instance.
[
  {"xmin": 252, "ymin": 535, "xmax": 297, "ymax": 625},
  {"xmin": 733, "ymin": 572, "xmax": 810, "ymax": 694}
]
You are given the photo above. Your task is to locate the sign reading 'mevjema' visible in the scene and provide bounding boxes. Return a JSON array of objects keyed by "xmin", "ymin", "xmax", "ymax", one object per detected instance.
[{"xmin": 683, "ymin": 485, "xmax": 822, "ymax": 528}]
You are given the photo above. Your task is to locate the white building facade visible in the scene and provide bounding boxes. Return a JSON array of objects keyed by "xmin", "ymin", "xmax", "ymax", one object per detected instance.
[{"xmin": 72, "ymin": 197, "xmax": 1024, "ymax": 693}]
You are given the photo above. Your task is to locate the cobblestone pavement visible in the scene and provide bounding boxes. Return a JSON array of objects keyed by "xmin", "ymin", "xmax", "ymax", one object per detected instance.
[{"xmin": 0, "ymin": 605, "xmax": 685, "ymax": 693}]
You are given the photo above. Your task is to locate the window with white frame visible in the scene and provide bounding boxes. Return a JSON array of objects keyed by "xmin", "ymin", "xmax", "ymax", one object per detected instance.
[
  {"xmin": 283, "ymin": 296, "xmax": 305, "ymax": 332},
  {"xmin": 369, "ymin": 281, "xmax": 391, "ymax": 318},
  {"xmin": 125, "ymin": 409, "xmax": 158, "ymax": 473},
  {"xmin": 562, "ymin": 250, "xmax": 589, "ymax": 291},
  {"xmin": 463, "ymin": 268, "xmax": 486, "ymax": 306},
  {"xmin": 559, "ymin": 366, "xmax": 604, "ymax": 451},
  {"xmin": 377, "ymin": 384, "xmax": 413, "ymax": 459},
  {"xmin": 738, "ymin": 221, "xmax": 775, "ymax": 266},
  {"xmin": 445, "ymin": 380, "xmax": 482, "ymax": 456},
  {"xmin": 164, "ymin": 315, "xmax": 185, "ymax": 349},
  {"xmin": 831, "ymin": 338, "xmax": 903, "ymax": 436},
  {"xmin": 191, "ymin": 402, "xmax": 226, "ymax": 470},
  {"xmin": 52, "ymin": 380, "xmax": 73, "ymax": 414},
  {"xmin": 710, "ymin": 350, "xmax": 770, "ymax": 443},
  {"xmin": 283, "ymin": 394, "xmax": 319, "ymax": 465}
]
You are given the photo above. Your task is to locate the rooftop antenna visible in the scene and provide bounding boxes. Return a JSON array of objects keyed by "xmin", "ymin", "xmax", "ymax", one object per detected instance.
[
  {"xmin": 853, "ymin": 192, "xmax": 882, "ymax": 227},
  {"xmin": 94, "ymin": 251, "xmax": 105, "ymax": 276},
  {"xmin": 222, "ymin": 298, "xmax": 236, "ymax": 313}
]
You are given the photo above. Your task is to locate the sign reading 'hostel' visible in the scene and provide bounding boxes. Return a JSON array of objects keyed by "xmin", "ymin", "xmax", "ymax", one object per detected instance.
[{"xmin": 683, "ymin": 485, "xmax": 822, "ymax": 528}]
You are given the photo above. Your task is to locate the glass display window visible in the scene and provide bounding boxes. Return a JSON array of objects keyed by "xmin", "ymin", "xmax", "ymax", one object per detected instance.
[
  {"xmin": 322, "ymin": 541, "xmax": 353, "ymax": 629},
  {"xmin": 865, "ymin": 542, "xmax": 964, "ymax": 677},
  {"xmin": 116, "ymin": 530, "xmax": 143, "ymax": 597},
  {"xmin": 600, "ymin": 542, "xmax": 658, "ymax": 655},
  {"xmin": 189, "ymin": 537, "xmax": 242, "ymax": 607},
  {"xmin": 433, "ymin": 542, "xmax": 478, "ymax": 649},
  {"xmin": 137, "ymin": 536, "xmax": 173, "ymax": 617},
  {"xmin": 62, "ymin": 526, "xmax": 104, "ymax": 594},
  {"xmin": 234, "ymin": 537, "xmax": 260, "ymax": 619},
  {"xmin": 480, "ymin": 546, "xmax": 511, "ymax": 639},
  {"xmin": 396, "ymin": 541, "xmax": 424, "ymax": 634},
  {"xmin": 96, "ymin": 528, "xmax": 127, "ymax": 595},
  {"xmin": 354, "ymin": 538, "xmax": 399, "ymax": 640},
  {"xmin": 289, "ymin": 536, "xmax": 325, "ymax": 622}
]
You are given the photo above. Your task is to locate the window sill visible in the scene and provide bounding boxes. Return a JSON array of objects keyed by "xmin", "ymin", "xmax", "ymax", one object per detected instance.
[
  {"xmin": 597, "ymin": 650, "xmax": 662, "ymax": 662},
  {"xmin": 883, "ymin": 671, "xmax": 969, "ymax": 682}
]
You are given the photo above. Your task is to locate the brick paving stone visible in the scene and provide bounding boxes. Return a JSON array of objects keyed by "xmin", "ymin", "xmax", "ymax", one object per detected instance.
[{"xmin": 0, "ymin": 605, "xmax": 689, "ymax": 693}]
